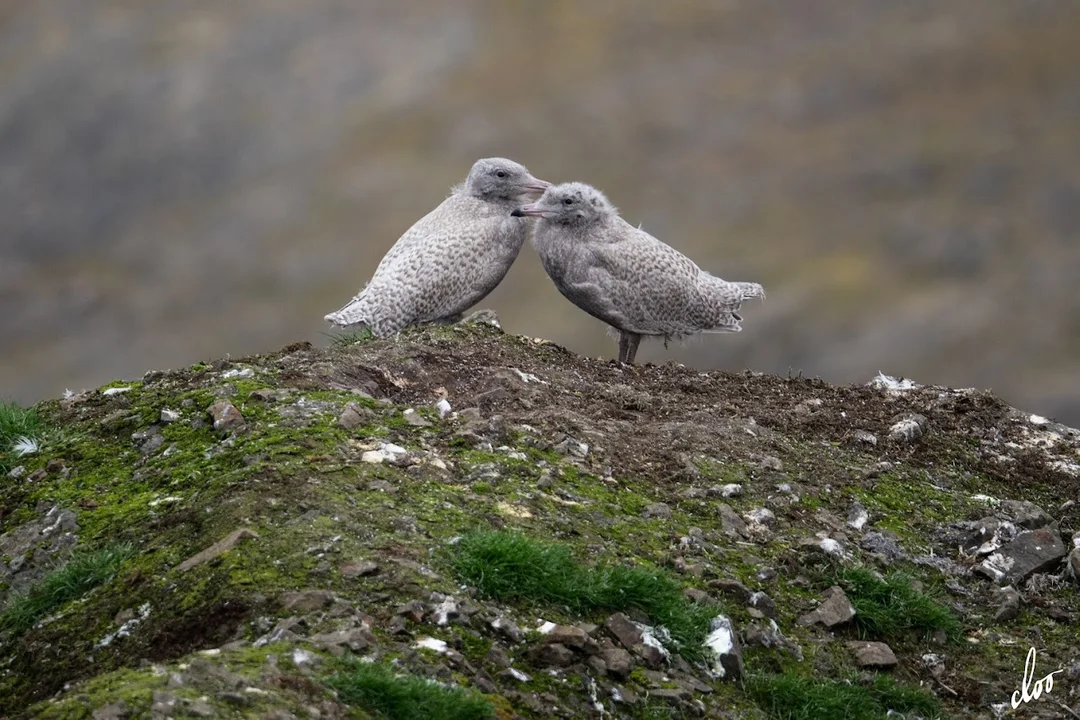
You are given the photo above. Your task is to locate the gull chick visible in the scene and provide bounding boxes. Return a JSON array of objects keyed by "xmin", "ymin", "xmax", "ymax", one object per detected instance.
[
  {"xmin": 514, "ymin": 182, "xmax": 765, "ymax": 364},
  {"xmin": 325, "ymin": 158, "xmax": 550, "ymax": 335}
]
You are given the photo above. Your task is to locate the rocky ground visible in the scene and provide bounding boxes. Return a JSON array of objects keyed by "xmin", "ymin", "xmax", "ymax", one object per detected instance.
[{"xmin": 1, "ymin": 315, "xmax": 1079, "ymax": 719}]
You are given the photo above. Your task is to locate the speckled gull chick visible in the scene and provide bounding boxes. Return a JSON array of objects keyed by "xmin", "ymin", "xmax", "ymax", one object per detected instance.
[
  {"xmin": 324, "ymin": 158, "xmax": 550, "ymax": 335},
  {"xmin": 513, "ymin": 182, "xmax": 765, "ymax": 365}
]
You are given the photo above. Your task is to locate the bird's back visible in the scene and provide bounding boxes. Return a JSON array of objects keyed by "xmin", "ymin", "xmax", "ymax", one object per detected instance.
[{"xmin": 327, "ymin": 193, "xmax": 527, "ymax": 334}]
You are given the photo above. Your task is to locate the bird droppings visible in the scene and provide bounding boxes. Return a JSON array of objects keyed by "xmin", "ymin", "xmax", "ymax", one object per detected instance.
[
  {"xmin": 413, "ymin": 637, "xmax": 449, "ymax": 654},
  {"xmin": 101, "ymin": 387, "xmax": 132, "ymax": 396}
]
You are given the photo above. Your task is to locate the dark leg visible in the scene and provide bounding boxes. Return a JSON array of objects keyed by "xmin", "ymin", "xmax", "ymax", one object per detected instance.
[{"xmin": 619, "ymin": 330, "xmax": 642, "ymax": 365}]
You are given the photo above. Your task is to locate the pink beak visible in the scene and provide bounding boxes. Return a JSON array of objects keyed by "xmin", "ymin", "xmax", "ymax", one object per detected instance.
[
  {"xmin": 511, "ymin": 202, "xmax": 547, "ymax": 218},
  {"xmin": 522, "ymin": 177, "xmax": 551, "ymax": 194}
]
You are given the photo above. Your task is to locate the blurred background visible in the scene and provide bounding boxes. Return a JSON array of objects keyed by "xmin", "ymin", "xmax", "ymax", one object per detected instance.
[{"xmin": 2, "ymin": 0, "xmax": 1079, "ymax": 424}]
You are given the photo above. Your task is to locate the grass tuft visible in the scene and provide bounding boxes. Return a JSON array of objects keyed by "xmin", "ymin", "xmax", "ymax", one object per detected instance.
[
  {"xmin": 326, "ymin": 659, "xmax": 494, "ymax": 720},
  {"xmin": 325, "ymin": 328, "xmax": 374, "ymax": 347},
  {"xmin": 451, "ymin": 530, "xmax": 718, "ymax": 661},
  {"xmin": 838, "ymin": 567, "xmax": 963, "ymax": 643},
  {"xmin": 746, "ymin": 671, "xmax": 943, "ymax": 720},
  {"xmin": 0, "ymin": 543, "xmax": 136, "ymax": 635},
  {"xmin": 0, "ymin": 400, "xmax": 44, "ymax": 453}
]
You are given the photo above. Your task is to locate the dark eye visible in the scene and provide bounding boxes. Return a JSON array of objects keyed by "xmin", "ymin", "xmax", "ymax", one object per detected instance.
[
  {"xmin": 496, "ymin": 170, "xmax": 507, "ymax": 178},
  {"xmin": 562, "ymin": 198, "xmax": 574, "ymax": 205}
]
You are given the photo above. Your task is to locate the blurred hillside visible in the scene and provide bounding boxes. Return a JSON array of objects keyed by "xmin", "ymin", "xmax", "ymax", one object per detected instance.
[{"xmin": 2, "ymin": 0, "xmax": 1079, "ymax": 424}]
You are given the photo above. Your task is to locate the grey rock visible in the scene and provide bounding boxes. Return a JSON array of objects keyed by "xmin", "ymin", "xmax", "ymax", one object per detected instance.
[
  {"xmin": 888, "ymin": 413, "xmax": 927, "ymax": 443},
  {"xmin": 1066, "ymin": 548, "xmax": 1080, "ymax": 583},
  {"xmin": 485, "ymin": 644, "xmax": 512, "ymax": 669},
  {"xmin": 601, "ymin": 647, "xmax": 635, "ymax": 680},
  {"xmin": 683, "ymin": 588, "xmax": 712, "ymax": 605},
  {"xmin": 642, "ymin": 502, "xmax": 672, "ymax": 519},
  {"xmin": 337, "ymin": 403, "xmax": 374, "ymax": 429},
  {"xmin": 846, "ymin": 640, "xmax": 898, "ymax": 668},
  {"xmin": 489, "ymin": 615, "xmax": 524, "ymax": 644},
  {"xmin": 749, "ymin": 591, "xmax": 777, "ymax": 618},
  {"xmin": 325, "ymin": 158, "xmax": 549, "ymax": 335},
  {"xmin": 604, "ymin": 612, "xmax": 643, "ymax": 650},
  {"xmin": 281, "ymin": 590, "xmax": 334, "ymax": 613},
  {"xmin": 1000, "ymin": 500, "xmax": 1054, "ymax": 530},
  {"xmin": 207, "ymin": 401, "xmax": 245, "ymax": 431},
  {"xmin": 744, "ymin": 507, "xmax": 776, "ymax": 529},
  {"xmin": 545, "ymin": 624, "xmax": 592, "ymax": 651},
  {"xmin": 851, "ymin": 430, "xmax": 878, "ymax": 447},
  {"xmin": 861, "ymin": 531, "xmax": 906, "ymax": 560},
  {"xmin": 742, "ymin": 620, "xmax": 803, "ymax": 660},
  {"xmin": 308, "ymin": 627, "xmax": 373, "ymax": 655},
  {"xmin": 216, "ymin": 690, "xmax": 250, "ymax": 707},
  {"xmin": 976, "ymin": 528, "xmax": 1066, "ymax": 586},
  {"xmin": 341, "ymin": 560, "xmax": 379, "ymax": 577},
  {"xmin": 708, "ymin": 579, "xmax": 752, "ymax": 603},
  {"xmin": 402, "ymin": 408, "xmax": 432, "ymax": 427},
  {"xmin": 394, "ymin": 599, "xmax": 427, "ymax": 623},
  {"xmin": 797, "ymin": 586, "xmax": 856, "ymax": 628},
  {"xmin": 186, "ymin": 699, "xmax": 215, "ymax": 718},
  {"xmin": 531, "ymin": 642, "xmax": 575, "ymax": 667},
  {"xmin": 648, "ymin": 687, "xmax": 691, "ymax": 705},
  {"xmin": 994, "ymin": 586, "xmax": 1022, "ymax": 622},
  {"xmin": 718, "ymin": 504, "xmax": 747, "ymax": 538}
]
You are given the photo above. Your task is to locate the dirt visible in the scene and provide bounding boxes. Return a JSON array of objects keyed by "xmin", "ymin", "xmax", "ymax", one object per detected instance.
[{"xmin": 1, "ymin": 317, "xmax": 1078, "ymax": 719}]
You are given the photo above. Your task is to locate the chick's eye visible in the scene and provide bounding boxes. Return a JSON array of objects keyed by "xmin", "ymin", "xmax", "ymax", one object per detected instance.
[
  {"xmin": 562, "ymin": 198, "xmax": 574, "ymax": 205},
  {"xmin": 495, "ymin": 170, "xmax": 507, "ymax": 178}
]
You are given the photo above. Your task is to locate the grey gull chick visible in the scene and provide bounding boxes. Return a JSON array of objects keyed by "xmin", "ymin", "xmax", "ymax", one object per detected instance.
[
  {"xmin": 513, "ymin": 182, "xmax": 765, "ymax": 364},
  {"xmin": 325, "ymin": 158, "xmax": 550, "ymax": 335}
]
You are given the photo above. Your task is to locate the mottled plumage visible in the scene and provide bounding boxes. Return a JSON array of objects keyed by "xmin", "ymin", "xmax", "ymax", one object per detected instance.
[
  {"xmin": 513, "ymin": 182, "xmax": 765, "ymax": 364},
  {"xmin": 325, "ymin": 158, "xmax": 549, "ymax": 335}
]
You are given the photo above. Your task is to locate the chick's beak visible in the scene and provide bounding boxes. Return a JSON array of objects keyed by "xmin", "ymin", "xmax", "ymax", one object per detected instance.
[
  {"xmin": 511, "ymin": 202, "xmax": 546, "ymax": 218},
  {"xmin": 521, "ymin": 177, "xmax": 552, "ymax": 195}
]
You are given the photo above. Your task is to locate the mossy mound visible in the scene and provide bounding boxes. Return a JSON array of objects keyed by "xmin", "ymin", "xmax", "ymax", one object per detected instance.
[{"xmin": 1, "ymin": 318, "xmax": 1078, "ymax": 718}]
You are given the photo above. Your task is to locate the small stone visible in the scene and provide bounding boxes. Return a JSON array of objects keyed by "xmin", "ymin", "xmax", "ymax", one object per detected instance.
[
  {"xmin": 888, "ymin": 413, "xmax": 927, "ymax": 443},
  {"xmin": 177, "ymin": 528, "xmax": 259, "ymax": 572},
  {"xmin": 601, "ymin": 647, "xmax": 635, "ymax": 680},
  {"xmin": 114, "ymin": 608, "xmax": 136, "ymax": 625},
  {"xmin": 994, "ymin": 586, "xmax": 1023, "ymax": 622},
  {"xmin": 1066, "ymin": 548, "xmax": 1080, "ymax": 584},
  {"xmin": 718, "ymin": 504, "xmax": 747, "ymax": 538},
  {"xmin": 159, "ymin": 408, "xmax": 181, "ymax": 423},
  {"xmin": 337, "ymin": 403, "xmax": 374, "ymax": 429},
  {"xmin": 642, "ymin": 502, "xmax": 672, "ymax": 519},
  {"xmin": 531, "ymin": 642, "xmax": 575, "ymax": 667},
  {"xmin": 341, "ymin": 560, "xmax": 380, "ymax": 578},
  {"xmin": 797, "ymin": 586, "xmax": 856, "ymax": 628},
  {"xmin": 489, "ymin": 615, "xmax": 524, "ymax": 644},
  {"xmin": 545, "ymin": 624, "xmax": 590, "ymax": 650},
  {"xmin": 186, "ymin": 699, "xmax": 215, "ymax": 718},
  {"xmin": 759, "ymin": 456, "xmax": 783, "ymax": 471},
  {"xmin": 683, "ymin": 588, "xmax": 712, "ymax": 605},
  {"xmin": 744, "ymin": 508, "xmax": 776, "ymax": 528},
  {"xmin": 846, "ymin": 640, "xmax": 898, "ymax": 668},
  {"xmin": 485, "ymin": 645, "xmax": 512, "ymax": 669},
  {"xmin": 604, "ymin": 613, "xmax": 643, "ymax": 650},
  {"xmin": 395, "ymin": 600, "xmax": 427, "ymax": 623},
  {"xmin": 749, "ymin": 592, "xmax": 777, "ymax": 618},
  {"xmin": 708, "ymin": 579, "xmax": 752, "ymax": 603},
  {"xmin": 649, "ymin": 688, "xmax": 691, "ymax": 705},
  {"xmin": 851, "ymin": 430, "xmax": 878, "ymax": 447},
  {"xmin": 208, "ymin": 401, "xmax": 246, "ymax": 431},
  {"xmin": 280, "ymin": 590, "xmax": 334, "ymax": 613},
  {"xmin": 634, "ymin": 642, "xmax": 667, "ymax": 670},
  {"xmin": 308, "ymin": 627, "xmax": 372, "ymax": 654}
]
